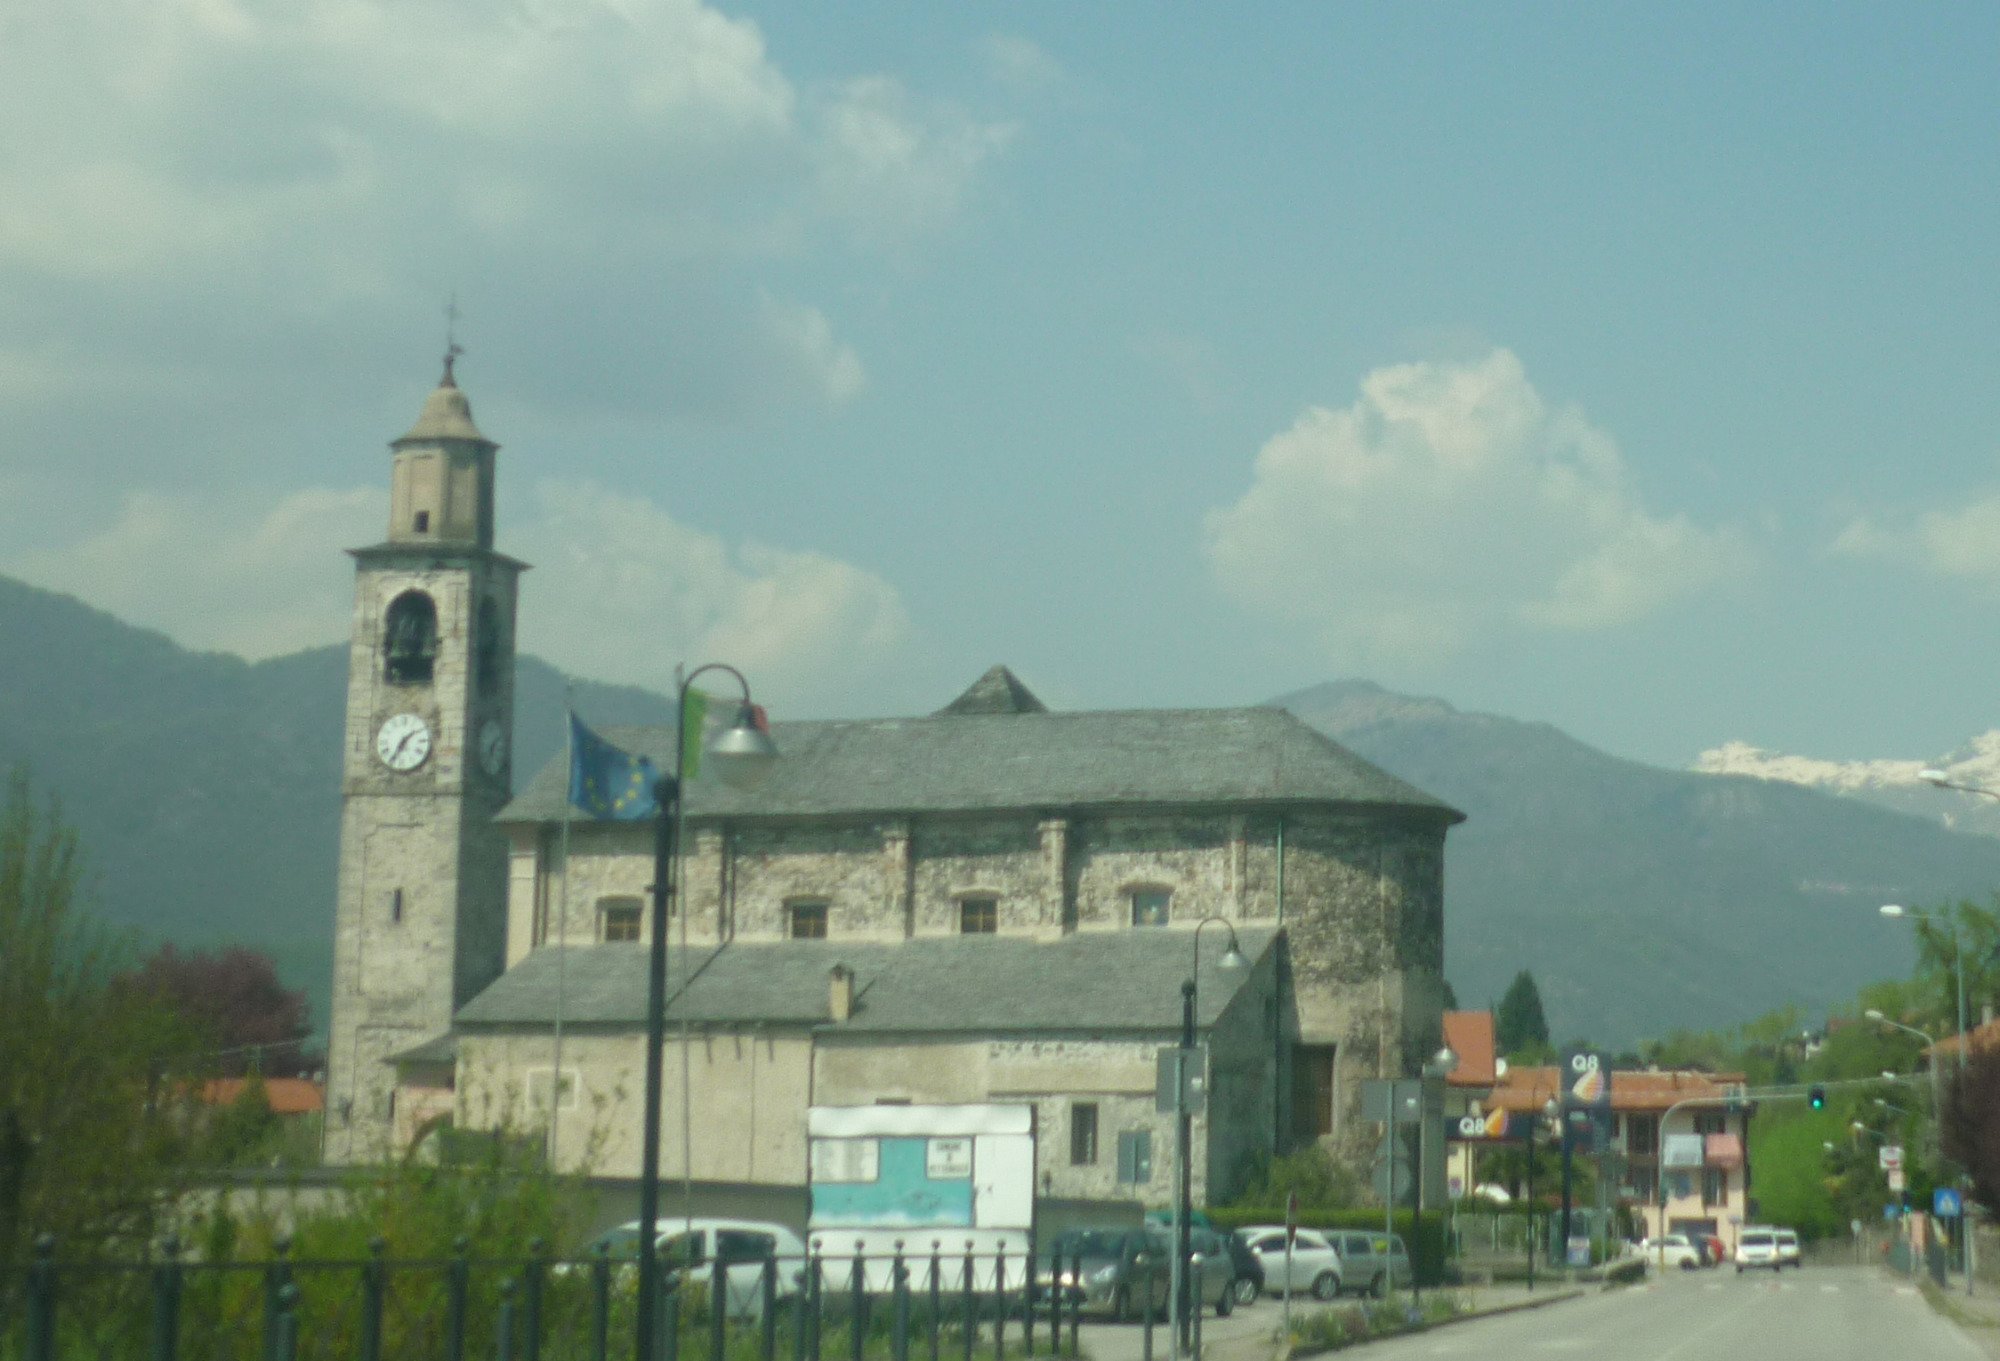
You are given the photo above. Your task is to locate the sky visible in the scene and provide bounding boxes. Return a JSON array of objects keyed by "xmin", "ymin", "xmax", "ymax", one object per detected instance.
[{"xmin": 6, "ymin": 1, "xmax": 2000, "ymax": 768}]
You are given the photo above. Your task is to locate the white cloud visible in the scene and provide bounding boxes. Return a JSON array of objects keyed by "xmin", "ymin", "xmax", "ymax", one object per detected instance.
[
  {"xmin": 5, "ymin": 486, "xmax": 386, "ymax": 658},
  {"xmin": 3, "ymin": 477, "xmax": 911, "ymax": 709},
  {"xmin": 0, "ymin": 0, "xmax": 1009, "ymax": 422},
  {"xmin": 1203, "ymin": 349, "xmax": 1751, "ymax": 665},
  {"xmin": 509, "ymin": 480, "xmax": 910, "ymax": 701},
  {"xmin": 982, "ymin": 34, "xmax": 1064, "ymax": 95},
  {"xmin": 1831, "ymin": 496, "xmax": 2000, "ymax": 586}
]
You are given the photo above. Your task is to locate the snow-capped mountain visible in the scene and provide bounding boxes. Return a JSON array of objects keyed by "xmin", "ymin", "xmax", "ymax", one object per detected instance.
[{"xmin": 1693, "ymin": 732, "xmax": 2000, "ymax": 837}]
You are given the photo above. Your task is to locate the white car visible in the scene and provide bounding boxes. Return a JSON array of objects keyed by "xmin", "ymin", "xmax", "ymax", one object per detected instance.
[
  {"xmin": 1239, "ymin": 1225, "xmax": 1343, "ymax": 1300},
  {"xmin": 578, "ymin": 1218, "xmax": 809, "ymax": 1315},
  {"xmin": 1734, "ymin": 1228, "xmax": 1781, "ymax": 1273},
  {"xmin": 1638, "ymin": 1235, "xmax": 1701, "ymax": 1270},
  {"xmin": 1773, "ymin": 1228, "xmax": 1801, "ymax": 1268}
]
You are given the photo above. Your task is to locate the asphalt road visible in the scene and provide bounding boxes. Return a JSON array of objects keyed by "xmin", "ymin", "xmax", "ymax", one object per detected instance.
[
  {"xmin": 1077, "ymin": 1265, "xmax": 1981, "ymax": 1361},
  {"xmin": 1353, "ymin": 1266, "xmax": 1980, "ymax": 1361}
]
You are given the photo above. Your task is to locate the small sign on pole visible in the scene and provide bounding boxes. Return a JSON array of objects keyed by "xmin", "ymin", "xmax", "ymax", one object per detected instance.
[{"xmin": 1935, "ymin": 1188, "xmax": 1964, "ymax": 1219}]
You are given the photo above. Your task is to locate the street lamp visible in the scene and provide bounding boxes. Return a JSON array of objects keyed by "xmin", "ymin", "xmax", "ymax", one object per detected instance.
[
  {"xmin": 1410, "ymin": 1046, "xmax": 1458, "ymax": 1310},
  {"xmin": 635, "ymin": 668, "xmax": 777, "ymax": 1361},
  {"xmin": 1170, "ymin": 918, "xmax": 1246, "ymax": 1360},
  {"xmin": 1880, "ymin": 905, "xmax": 1968, "ymax": 1072}
]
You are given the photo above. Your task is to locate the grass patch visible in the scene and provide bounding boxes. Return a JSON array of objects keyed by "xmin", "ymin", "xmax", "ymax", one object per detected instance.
[{"xmin": 1282, "ymin": 1292, "xmax": 1470, "ymax": 1354}]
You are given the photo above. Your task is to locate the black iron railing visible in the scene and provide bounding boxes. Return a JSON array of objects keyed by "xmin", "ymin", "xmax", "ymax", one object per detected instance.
[{"xmin": 1, "ymin": 1235, "xmax": 1129, "ymax": 1361}]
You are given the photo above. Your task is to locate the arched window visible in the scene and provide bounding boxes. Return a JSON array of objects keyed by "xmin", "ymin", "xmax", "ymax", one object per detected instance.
[
  {"xmin": 476, "ymin": 597, "xmax": 504, "ymax": 694},
  {"xmin": 383, "ymin": 591, "xmax": 439, "ymax": 685}
]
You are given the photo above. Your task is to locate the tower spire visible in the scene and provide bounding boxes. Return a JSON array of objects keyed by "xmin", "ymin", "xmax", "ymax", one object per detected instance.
[{"xmin": 442, "ymin": 294, "xmax": 463, "ymax": 387}]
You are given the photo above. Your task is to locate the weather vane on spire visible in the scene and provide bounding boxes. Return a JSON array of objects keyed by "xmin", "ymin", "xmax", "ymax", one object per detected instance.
[{"xmin": 442, "ymin": 293, "xmax": 464, "ymax": 385}]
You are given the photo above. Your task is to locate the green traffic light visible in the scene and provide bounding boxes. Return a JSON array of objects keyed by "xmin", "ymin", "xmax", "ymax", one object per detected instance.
[{"xmin": 1809, "ymin": 1085, "xmax": 1826, "ymax": 1110}]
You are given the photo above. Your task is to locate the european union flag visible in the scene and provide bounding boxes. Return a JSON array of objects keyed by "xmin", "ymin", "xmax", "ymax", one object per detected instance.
[{"xmin": 567, "ymin": 713, "xmax": 661, "ymax": 820}]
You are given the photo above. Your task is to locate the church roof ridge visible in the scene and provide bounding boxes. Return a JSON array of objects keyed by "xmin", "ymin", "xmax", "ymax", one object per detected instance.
[
  {"xmin": 499, "ymin": 699, "xmax": 1462, "ymax": 824},
  {"xmin": 454, "ymin": 928, "xmax": 1282, "ymax": 1033}
]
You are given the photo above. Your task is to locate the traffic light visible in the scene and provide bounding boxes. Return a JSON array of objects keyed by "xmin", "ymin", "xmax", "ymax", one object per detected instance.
[{"xmin": 1809, "ymin": 1085, "xmax": 1827, "ymax": 1110}]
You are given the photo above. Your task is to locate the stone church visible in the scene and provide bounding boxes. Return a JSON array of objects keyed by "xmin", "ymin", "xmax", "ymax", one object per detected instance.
[{"xmin": 323, "ymin": 363, "xmax": 1463, "ymax": 1211}]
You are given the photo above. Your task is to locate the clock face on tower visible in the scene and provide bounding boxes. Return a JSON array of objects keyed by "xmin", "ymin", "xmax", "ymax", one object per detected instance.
[
  {"xmin": 478, "ymin": 718, "xmax": 507, "ymax": 776},
  {"xmin": 375, "ymin": 713, "xmax": 432, "ymax": 771}
]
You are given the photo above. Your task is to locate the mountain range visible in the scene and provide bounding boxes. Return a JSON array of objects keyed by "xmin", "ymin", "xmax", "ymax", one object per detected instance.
[{"xmin": 7, "ymin": 571, "xmax": 2000, "ymax": 1049}]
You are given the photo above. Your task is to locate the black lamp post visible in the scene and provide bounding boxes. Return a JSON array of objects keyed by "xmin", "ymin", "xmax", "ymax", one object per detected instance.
[
  {"xmin": 634, "ymin": 667, "xmax": 777, "ymax": 1361},
  {"xmin": 1171, "ymin": 918, "xmax": 1246, "ymax": 1359}
]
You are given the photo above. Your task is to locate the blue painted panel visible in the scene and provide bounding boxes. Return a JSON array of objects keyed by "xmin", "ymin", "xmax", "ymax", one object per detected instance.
[{"xmin": 812, "ymin": 1137, "xmax": 975, "ymax": 1228}]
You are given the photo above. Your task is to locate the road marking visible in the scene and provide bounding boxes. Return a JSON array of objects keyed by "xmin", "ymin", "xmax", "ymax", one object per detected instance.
[{"xmin": 1820, "ymin": 1283, "xmax": 1839, "ymax": 1293}]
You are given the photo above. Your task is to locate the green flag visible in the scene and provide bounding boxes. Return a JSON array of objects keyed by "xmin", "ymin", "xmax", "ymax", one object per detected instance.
[{"xmin": 680, "ymin": 688, "xmax": 709, "ymax": 781}]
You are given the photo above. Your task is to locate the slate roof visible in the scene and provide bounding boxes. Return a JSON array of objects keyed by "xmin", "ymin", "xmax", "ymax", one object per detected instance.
[
  {"xmin": 454, "ymin": 929, "xmax": 1278, "ymax": 1034},
  {"xmin": 499, "ymin": 689, "xmax": 1460, "ymax": 826}
]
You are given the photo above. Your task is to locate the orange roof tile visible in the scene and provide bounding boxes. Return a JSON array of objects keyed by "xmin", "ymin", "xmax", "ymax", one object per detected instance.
[
  {"xmin": 1442, "ymin": 1011, "xmax": 1497, "ymax": 1087},
  {"xmin": 198, "ymin": 1077, "xmax": 325, "ymax": 1116},
  {"xmin": 1929, "ymin": 1017, "xmax": 2000, "ymax": 1061},
  {"xmin": 1486, "ymin": 1067, "xmax": 1746, "ymax": 1114}
]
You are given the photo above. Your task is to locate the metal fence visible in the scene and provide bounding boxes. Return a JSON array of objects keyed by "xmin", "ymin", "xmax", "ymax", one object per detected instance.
[{"xmin": 1, "ymin": 1236, "xmax": 1127, "ymax": 1361}]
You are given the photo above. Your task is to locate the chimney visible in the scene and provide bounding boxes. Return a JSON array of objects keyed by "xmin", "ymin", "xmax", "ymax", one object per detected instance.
[{"xmin": 829, "ymin": 965, "xmax": 854, "ymax": 1023}]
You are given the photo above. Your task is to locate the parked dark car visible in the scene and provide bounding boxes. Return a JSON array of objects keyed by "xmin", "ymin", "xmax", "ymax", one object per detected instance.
[
  {"xmin": 1034, "ymin": 1228, "xmax": 1234, "ymax": 1321},
  {"xmin": 1223, "ymin": 1231, "xmax": 1265, "ymax": 1305}
]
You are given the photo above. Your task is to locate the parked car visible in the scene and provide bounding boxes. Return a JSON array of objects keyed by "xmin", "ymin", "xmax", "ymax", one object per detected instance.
[
  {"xmin": 1034, "ymin": 1227, "xmax": 1234, "ymax": 1321},
  {"xmin": 1223, "ymin": 1231, "xmax": 1265, "ymax": 1305},
  {"xmin": 1773, "ymin": 1228, "xmax": 1801, "ymax": 1268},
  {"xmin": 1238, "ymin": 1225, "xmax": 1344, "ymax": 1300},
  {"xmin": 575, "ymin": 1218, "xmax": 808, "ymax": 1315},
  {"xmin": 1328, "ymin": 1232, "xmax": 1410, "ymax": 1298},
  {"xmin": 1637, "ymin": 1235, "xmax": 1702, "ymax": 1270},
  {"xmin": 1734, "ymin": 1229, "xmax": 1781, "ymax": 1273}
]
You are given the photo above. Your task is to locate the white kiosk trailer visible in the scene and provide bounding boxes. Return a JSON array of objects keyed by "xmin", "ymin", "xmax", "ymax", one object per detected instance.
[{"xmin": 806, "ymin": 1103, "xmax": 1035, "ymax": 1292}]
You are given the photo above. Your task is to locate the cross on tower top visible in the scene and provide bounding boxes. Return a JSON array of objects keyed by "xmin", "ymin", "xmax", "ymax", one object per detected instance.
[{"xmin": 442, "ymin": 295, "xmax": 464, "ymax": 386}]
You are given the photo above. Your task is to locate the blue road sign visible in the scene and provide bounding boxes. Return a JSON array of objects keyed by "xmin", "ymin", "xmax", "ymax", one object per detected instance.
[{"xmin": 1935, "ymin": 1188, "xmax": 1963, "ymax": 1219}]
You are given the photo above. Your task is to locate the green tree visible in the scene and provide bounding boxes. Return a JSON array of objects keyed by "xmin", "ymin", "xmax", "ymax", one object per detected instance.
[
  {"xmin": 0, "ymin": 769, "xmax": 195, "ymax": 1279},
  {"xmin": 1908, "ymin": 896, "xmax": 2000, "ymax": 1042},
  {"xmin": 1495, "ymin": 971, "xmax": 1550, "ymax": 1058}
]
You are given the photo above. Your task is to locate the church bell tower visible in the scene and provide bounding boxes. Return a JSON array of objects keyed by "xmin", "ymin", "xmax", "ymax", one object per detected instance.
[{"xmin": 323, "ymin": 353, "xmax": 526, "ymax": 1163}]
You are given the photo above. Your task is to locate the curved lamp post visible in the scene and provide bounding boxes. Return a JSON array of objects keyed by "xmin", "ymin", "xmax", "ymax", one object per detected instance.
[
  {"xmin": 1880, "ymin": 904, "xmax": 1967, "ymax": 1072},
  {"xmin": 636, "ymin": 668, "xmax": 777, "ymax": 1361},
  {"xmin": 1170, "ymin": 918, "xmax": 1246, "ymax": 1360},
  {"xmin": 1411, "ymin": 1046, "xmax": 1458, "ymax": 1308}
]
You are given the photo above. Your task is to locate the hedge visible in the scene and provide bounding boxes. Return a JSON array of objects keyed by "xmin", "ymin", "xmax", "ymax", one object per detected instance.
[{"xmin": 1205, "ymin": 1207, "xmax": 1450, "ymax": 1286}]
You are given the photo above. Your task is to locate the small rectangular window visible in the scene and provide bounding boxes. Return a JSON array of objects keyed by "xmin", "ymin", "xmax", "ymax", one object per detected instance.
[
  {"xmin": 1701, "ymin": 1166, "xmax": 1728, "ymax": 1207},
  {"xmin": 414, "ymin": 510, "xmax": 430, "ymax": 532},
  {"xmin": 600, "ymin": 900, "xmax": 643, "ymax": 943},
  {"xmin": 959, "ymin": 897, "xmax": 998, "ymax": 934},
  {"xmin": 1628, "ymin": 1114, "xmax": 1659, "ymax": 1155},
  {"xmin": 1071, "ymin": 1102, "xmax": 1099, "ymax": 1165},
  {"xmin": 1693, "ymin": 1111, "xmax": 1725, "ymax": 1135},
  {"xmin": 789, "ymin": 902, "xmax": 828, "ymax": 939},
  {"xmin": 1130, "ymin": 889, "xmax": 1170, "ymax": 927},
  {"xmin": 390, "ymin": 888, "xmax": 403, "ymax": 924},
  {"xmin": 1115, "ymin": 1129, "xmax": 1153, "ymax": 1184},
  {"xmin": 1293, "ymin": 1043, "xmax": 1336, "ymax": 1140}
]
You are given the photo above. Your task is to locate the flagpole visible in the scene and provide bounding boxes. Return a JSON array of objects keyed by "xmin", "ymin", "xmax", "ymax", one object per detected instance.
[
  {"xmin": 551, "ymin": 685, "xmax": 575, "ymax": 1166},
  {"xmin": 677, "ymin": 666, "xmax": 695, "ymax": 1236}
]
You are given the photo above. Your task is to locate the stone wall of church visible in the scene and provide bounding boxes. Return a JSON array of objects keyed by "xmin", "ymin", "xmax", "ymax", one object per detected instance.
[
  {"xmin": 499, "ymin": 802, "xmax": 1445, "ymax": 1178},
  {"xmin": 456, "ymin": 1027, "xmax": 815, "ymax": 1182}
]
